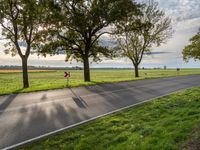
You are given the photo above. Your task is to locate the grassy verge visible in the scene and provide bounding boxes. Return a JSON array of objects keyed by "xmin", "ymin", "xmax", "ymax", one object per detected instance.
[
  {"xmin": 19, "ymin": 87, "xmax": 200, "ymax": 150},
  {"xmin": 0, "ymin": 69, "xmax": 200, "ymax": 95},
  {"xmin": 183, "ymin": 124, "xmax": 200, "ymax": 149}
]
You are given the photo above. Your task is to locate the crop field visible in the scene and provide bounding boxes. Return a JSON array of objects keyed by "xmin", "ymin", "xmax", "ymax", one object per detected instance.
[
  {"xmin": 0, "ymin": 70, "xmax": 55, "ymax": 73},
  {"xmin": 0, "ymin": 69, "xmax": 200, "ymax": 95}
]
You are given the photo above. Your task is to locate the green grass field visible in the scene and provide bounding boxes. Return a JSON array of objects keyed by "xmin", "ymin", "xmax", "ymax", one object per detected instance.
[
  {"xmin": 0, "ymin": 69, "xmax": 200, "ymax": 95},
  {"xmin": 18, "ymin": 87, "xmax": 200, "ymax": 150}
]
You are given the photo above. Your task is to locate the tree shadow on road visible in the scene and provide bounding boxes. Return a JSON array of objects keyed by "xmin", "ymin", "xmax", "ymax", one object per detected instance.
[
  {"xmin": 0, "ymin": 94, "xmax": 18, "ymax": 115},
  {"xmin": 72, "ymin": 97, "xmax": 88, "ymax": 108},
  {"xmin": 0, "ymin": 101, "xmax": 90, "ymax": 149}
]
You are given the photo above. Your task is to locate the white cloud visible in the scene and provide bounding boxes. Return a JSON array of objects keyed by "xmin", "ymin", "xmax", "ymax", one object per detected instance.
[{"xmin": 156, "ymin": 0, "xmax": 200, "ymax": 21}]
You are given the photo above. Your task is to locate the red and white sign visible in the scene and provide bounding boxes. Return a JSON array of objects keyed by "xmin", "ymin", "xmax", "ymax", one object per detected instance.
[{"xmin": 64, "ymin": 72, "xmax": 70, "ymax": 78}]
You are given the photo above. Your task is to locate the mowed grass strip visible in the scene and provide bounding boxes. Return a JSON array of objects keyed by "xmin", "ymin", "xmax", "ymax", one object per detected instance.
[
  {"xmin": 0, "ymin": 69, "xmax": 200, "ymax": 95},
  {"xmin": 18, "ymin": 87, "xmax": 200, "ymax": 150}
]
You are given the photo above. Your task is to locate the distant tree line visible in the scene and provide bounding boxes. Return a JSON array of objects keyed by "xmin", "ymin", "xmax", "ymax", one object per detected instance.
[
  {"xmin": 0, "ymin": 65, "xmax": 82, "ymax": 70},
  {"xmin": 0, "ymin": 0, "xmax": 172, "ymax": 88}
]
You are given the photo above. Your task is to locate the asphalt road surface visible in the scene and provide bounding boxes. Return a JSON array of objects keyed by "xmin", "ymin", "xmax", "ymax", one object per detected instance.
[{"xmin": 0, "ymin": 75, "xmax": 200, "ymax": 149}]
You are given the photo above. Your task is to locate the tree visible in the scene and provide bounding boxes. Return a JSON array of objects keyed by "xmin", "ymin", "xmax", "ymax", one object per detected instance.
[
  {"xmin": 114, "ymin": 0, "xmax": 172, "ymax": 77},
  {"xmin": 39, "ymin": 0, "xmax": 140, "ymax": 82},
  {"xmin": 182, "ymin": 29, "xmax": 200, "ymax": 61},
  {"xmin": 0, "ymin": 0, "xmax": 46, "ymax": 88}
]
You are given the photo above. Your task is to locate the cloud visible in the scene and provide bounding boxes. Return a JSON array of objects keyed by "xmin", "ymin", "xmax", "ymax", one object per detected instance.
[
  {"xmin": 156, "ymin": 0, "xmax": 200, "ymax": 22},
  {"xmin": 0, "ymin": 0, "xmax": 200, "ymax": 68}
]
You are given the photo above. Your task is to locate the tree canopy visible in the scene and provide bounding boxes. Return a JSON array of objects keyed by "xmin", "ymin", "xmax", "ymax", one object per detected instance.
[
  {"xmin": 114, "ymin": 0, "xmax": 173, "ymax": 77},
  {"xmin": 38, "ymin": 0, "xmax": 141, "ymax": 81},
  {"xmin": 0, "ymin": 0, "xmax": 47, "ymax": 88},
  {"xmin": 182, "ymin": 29, "xmax": 200, "ymax": 61}
]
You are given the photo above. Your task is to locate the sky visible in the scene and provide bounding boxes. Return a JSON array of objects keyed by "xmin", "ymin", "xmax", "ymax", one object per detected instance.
[{"xmin": 0, "ymin": 0, "xmax": 200, "ymax": 68}]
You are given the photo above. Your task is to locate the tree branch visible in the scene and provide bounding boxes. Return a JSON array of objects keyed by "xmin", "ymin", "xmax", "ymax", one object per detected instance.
[
  {"xmin": 58, "ymin": 33, "xmax": 82, "ymax": 51},
  {"xmin": 0, "ymin": 23, "xmax": 15, "ymax": 36},
  {"xmin": 90, "ymin": 31, "xmax": 112, "ymax": 48}
]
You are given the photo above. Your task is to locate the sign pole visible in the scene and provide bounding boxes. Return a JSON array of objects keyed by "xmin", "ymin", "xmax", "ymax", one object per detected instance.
[{"xmin": 67, "ymin": 77, "xmax": 69, "ymax": 87}]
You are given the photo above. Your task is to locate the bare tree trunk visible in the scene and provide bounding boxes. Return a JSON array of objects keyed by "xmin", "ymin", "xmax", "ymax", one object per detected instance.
[
  {"xmin": 83, "ymin": 56, "xmax": 91, "ymax": 82},
  {"xmin": 22, "ymin": 56, "xmax": 29, "ymax": 88},
  {"xmin": 134, "ymin": 64, "xmax": 139, "ymax": 78}
]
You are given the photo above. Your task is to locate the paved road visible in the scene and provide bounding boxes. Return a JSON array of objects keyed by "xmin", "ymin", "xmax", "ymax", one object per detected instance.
[{"xmin": 0, "ymin": 75, "xmax": 200, "ymax": 149}]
